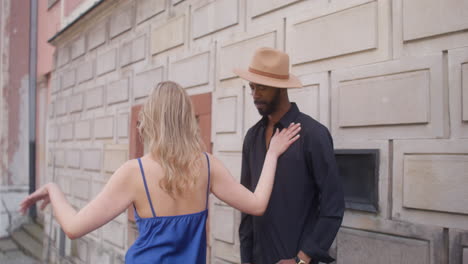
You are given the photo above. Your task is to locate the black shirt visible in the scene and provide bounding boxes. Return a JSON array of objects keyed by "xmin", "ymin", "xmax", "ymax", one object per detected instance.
[{"xmin": 239, "ymin": 103, "xmax": 344, "ymax": 264}]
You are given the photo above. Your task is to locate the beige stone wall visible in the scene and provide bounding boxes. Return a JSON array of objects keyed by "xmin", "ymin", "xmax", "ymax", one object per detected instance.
[{"xmin": 46, "ymin": 0, "xmax": 468, "ymax": 263}]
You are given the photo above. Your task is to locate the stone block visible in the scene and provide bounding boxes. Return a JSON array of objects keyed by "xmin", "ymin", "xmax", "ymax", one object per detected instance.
[
  {"xmin": 51, "ymin": 77, "xmax": 60, "ymax": 94},
  {"xmin": 77, "ymin": 60, "xmax": 94, "ymax": 83},
  {"xmin": 290, "ymin": 0, "xmax": 391, "ymax": 74},
  {"xmin": 68, "ymin": 93, "xmax": 84, "ymax": 113},
  {"xmin": 57, "ymin": 46, "xmax": 70, "ymax": 67},
  {"xmin": 66, "ymin": 149, "xmax": 81, "ymax": 169},
  {"xmin": 332, "ymin": 54, "xmax": 445, "ymax": 140},
  {"xmin": 75, "ymin": 120, "xmax": 91, "ymax": 140},
  {"xmin": 114, "ymin": 255, "xmax": 125, "ymax": 264},
  {"xmin": 73, "ymin": 239, "xmax": 88, "ymax": 262},
  {"xmin": 57, "ymin": 176, "xmax": 72, "ymax": 194},
  {"xmin": 402, "ymin": 0, "xmax": 468, "ymax": 41},
  {"xmin": 215, "ymin": 96, "xmax": 237, "ymax": 133},
  {"xmin": 110, "ymin": 6, "xmax": 133, "ymax": 39},
  {"xmin": 393, "ymin": 0, "xmax": 468, "ymax": 58},
  {"xmin": 448, "ymin": 47, "xmax": 468, "ymax": 138},
  {"xmin": 215, "ymin": 79, "xmax": 244, "ymax": 152},
  {"xmin": 48, "ymin": 125, "xmax": 58, "ymax": 142},
  {"xmin": 337, "ymin": 228, "xmax": 429, "ymax": 264},
  {"xmin": 338, "ymin": 70, "xmax": 429, "ymax": 127},
  {"xmin": 82, "ymin": 149, "xmax": 101, "ymax": 171},
  {"xmin": 55, "ymin": 149, "xmax": 65, "ymax": 167},
  {"xmin": 250, "ymin": 0, "xmax": 301, "ymax": 17},
  {"xmin": 71, "ymin": 36, "xmax": 86, "ymax": 60},
  {"xmin": 216, "ymin": 153, "xmax": 241, "ymax": 184},
  {"xmin": 120, "ymin": 35, "xmax": 146, "ymax": 67},
  {"xmin": 296, "ymin": 72, "xmax": 330, "ymax": 127},
  {"xmin": 192, "ymin": 0, "xmax": 238, "ymax": 39},
  {"xmin": 464, "ymin": 64, "xmax": 468, "ymax": 122},
  {"xmin": 60, "ymin": 123, "xmax": 74, "ymax": 141},
  {"xmin": 133, "ymin": 35, "xmax": 146, "ymax": 63},
  {"xmin": 393, "ymin": 139, "xmax": 468, "ymax": 230},
  {"xmin": 107, "ymin": 78, "xmax": 129, "ymax": 105},
  {"xmin": 0, "ymin": 213, "xmax": 8, "ymax": 237},
  {"xmin": 104, "ymin": 149, "xmax": 128, "ymax": 173},
  {"xmin": 290, "ymin": 2, "xmax": 377, "ymax": 65},
  {"xmin": 120, "ymin": 41, "xmax": 132, "ymax": 68},
  {"xmin": 49, "ymin": 101, "xmax": 55, "ymax": 118},
  {"xmin": 88, "ymin": 22, "xmax": 106, "ymax": 50},
  {"xmin": 289, "ymin": 84, "xmax": 319, "ymax": 121},
  {"xmin": 62, "ymin": 69, "xmax": 76, "ymax": 89},
  {"xmin": 449, "ymin": 229, "xmax": 468, "ymax": 264},
  {"xmin": 170, "ymin": 52, "xmax": 210, "ymax": 88},
  {"xmin": 403, "ymin": 155, "xmax": 468, "ymax": 215},
  {"xmin": 90, "ymin": 181, "xmax": 103, "ymax": 201},
  {"xmin": 102, "ymin": 220, "xmax": 125, "ymax": 248},
  {"xmin": 96, "ymin": 49, "xmax": 117, "ymax": 76},
  {"xmin": 89, "ymin": 244, "xmax": 112, "ymax": 264},
  {"xmin": 85, "ymin": 86, "xmax": 104, "ymax": 109},
  {"xmin": 117, "ymin": 114, "xmax": 129, "ymax": 138},
  {"xmin": 134, "ymin": 67, "xmax": 164, "ymax": 99},
  {"xmin": 72, "ymin": 178, "xmax": 90, "ymax": 200},
  {"xmin": 151, "ymin": 16, "xmax": 185, "ymax": 54},
  {"xmin": 219, "ymin": 31, "xmax": 276, "ymax": 80},
  {"xmin": 55, "ymin": 98, "xmax": 67, "ymax": 116},
  {"xmin": 136, "ymin": 0, "xmax": 165, "ymax": 24},
  {"xmin": 213, "ymin": 205, "xmax": 235, "ymax": 243},
  {"xmin": 212, "ymin": 240, "xmax": 240, "ymax": 263},
  {"xmin": 94, "ymin": 116, "xmax": 114, "ymax": 139}
]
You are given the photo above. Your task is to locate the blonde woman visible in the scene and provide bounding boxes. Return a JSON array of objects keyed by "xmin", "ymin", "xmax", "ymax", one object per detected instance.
[{"xmin": 19, "ymin": 81, "xmax": 301, "ymax": 263}]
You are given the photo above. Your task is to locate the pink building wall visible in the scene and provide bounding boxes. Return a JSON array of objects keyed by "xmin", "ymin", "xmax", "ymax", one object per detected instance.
[{"xmin": 37, "ymin": 0, "xmax": 61, "ymax": 78}]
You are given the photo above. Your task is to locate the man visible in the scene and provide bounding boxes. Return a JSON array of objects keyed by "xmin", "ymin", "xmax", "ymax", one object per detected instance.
[{"xmin": 233, "ymin": 47, "xmax": 344, "ymax": 264}]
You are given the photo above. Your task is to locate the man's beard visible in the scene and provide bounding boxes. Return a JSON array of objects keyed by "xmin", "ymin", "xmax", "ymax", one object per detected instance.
[{"xmin": 254, "ymin": 89, "xmax": 281, "ymax": 116}]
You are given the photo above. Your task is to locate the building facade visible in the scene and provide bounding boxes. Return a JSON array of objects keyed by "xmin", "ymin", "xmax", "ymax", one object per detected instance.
[
  {"xmin": 3, "ymin": 0, "xmax": 468, "ymax": 263},
  {"xmin": 0, "ymin": 0, "xmax": 33, "ymax": 238}
]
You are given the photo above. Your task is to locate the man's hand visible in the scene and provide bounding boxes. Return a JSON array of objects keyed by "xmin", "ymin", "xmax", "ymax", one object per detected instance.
[{"xmin": 275, "ymin": 259, "xmax": 296, "ymax": 264}]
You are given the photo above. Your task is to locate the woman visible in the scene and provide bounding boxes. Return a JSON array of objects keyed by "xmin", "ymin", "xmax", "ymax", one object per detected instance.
[{"xmin": 19, "ymin": 81, "xmax": 301, "ymax": 263}]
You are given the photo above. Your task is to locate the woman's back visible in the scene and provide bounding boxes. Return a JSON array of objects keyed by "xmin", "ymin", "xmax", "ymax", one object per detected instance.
[
  {"xmin": 133, "ymin": 154, "xmax": 209, "ymax": 218},
  {"xmin": 126, "ymin": 153, "xmax": 210, "ymax": 264}
]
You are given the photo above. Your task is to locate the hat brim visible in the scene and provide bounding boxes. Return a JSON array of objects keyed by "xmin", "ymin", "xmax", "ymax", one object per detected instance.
[{"xmin": 233, "ymin": 68, "xmax": 302, "ymax": 89}]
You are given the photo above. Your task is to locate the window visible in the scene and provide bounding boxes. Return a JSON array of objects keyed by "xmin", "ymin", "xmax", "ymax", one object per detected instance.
[{"xmin": 335, "ymin": 149, "xmax": 379, "ymax": 213}]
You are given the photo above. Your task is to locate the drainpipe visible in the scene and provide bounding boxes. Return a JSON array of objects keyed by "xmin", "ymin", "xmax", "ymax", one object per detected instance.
[{"xmin": 28, "ymin": 0, "xmax": 38, "ymax": 219}]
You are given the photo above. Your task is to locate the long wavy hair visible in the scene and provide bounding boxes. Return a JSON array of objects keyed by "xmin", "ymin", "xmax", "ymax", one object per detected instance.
[{"xmin": 138, "ymin": 81, "xmax": 204, "ymax": 197}]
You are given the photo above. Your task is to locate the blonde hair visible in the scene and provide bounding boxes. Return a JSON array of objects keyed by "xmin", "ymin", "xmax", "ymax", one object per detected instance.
[{"xmin": 138, "ymin": 81, "xmax": 204, "ymax": 196}]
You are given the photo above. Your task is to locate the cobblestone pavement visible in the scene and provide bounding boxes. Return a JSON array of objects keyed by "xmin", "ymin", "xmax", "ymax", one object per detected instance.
[{"xmin": 0, "ymin": 238, "xmax": 39, "ymax": 264}]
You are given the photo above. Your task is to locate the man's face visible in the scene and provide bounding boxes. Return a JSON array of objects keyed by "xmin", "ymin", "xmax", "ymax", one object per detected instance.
[{"xmin": 249, "ymin": 82, "xmax": 281, "ymax": 116}]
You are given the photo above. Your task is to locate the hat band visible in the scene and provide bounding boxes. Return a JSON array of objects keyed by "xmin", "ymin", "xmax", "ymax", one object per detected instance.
[{"xmin": 248, "ymin": 67, "xmax": 289, "ymax": 80}]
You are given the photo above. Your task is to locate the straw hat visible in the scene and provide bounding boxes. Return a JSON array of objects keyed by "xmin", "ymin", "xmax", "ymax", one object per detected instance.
[{"xmin": 233, "ymin": 47, "xmax": 302, "ymax": 89}]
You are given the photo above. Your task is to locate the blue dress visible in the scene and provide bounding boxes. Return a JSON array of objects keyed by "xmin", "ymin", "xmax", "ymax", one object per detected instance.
[{"xmin": 125, "ymin": 153, "xmax": 210, "ymax": 264}]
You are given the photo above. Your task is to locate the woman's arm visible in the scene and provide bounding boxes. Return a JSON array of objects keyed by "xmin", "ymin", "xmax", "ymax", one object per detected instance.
[
  {"xmin": 19, "ymin": 160, "xmax": 137, "ymax": 239},
  {"xmin": 211, "ymin": 123, "xmax": 300, "ymax": 216}
]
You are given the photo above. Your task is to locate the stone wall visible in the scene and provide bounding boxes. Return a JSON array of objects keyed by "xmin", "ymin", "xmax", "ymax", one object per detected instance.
[{"xmin": 46, "ymin": 0, "xmax": 468, "ymax": 263}]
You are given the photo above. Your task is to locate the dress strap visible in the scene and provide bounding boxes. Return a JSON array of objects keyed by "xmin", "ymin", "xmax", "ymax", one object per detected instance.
[
  {"xmin": 203, "ymin": 152, "xmax": 211, "ymax": 210},
  {"xmin": 137, "ymin": 158, "xmax": 157, "ymax": 217}
]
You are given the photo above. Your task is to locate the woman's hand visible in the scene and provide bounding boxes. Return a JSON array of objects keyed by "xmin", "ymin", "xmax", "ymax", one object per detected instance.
[
  {"xmin": 19, "ymin": 183, "xmax": 54, "ymax": 214},
  {"xmin": 268, "ymin": 122, "xmax": 301, "ymax": 158}
]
